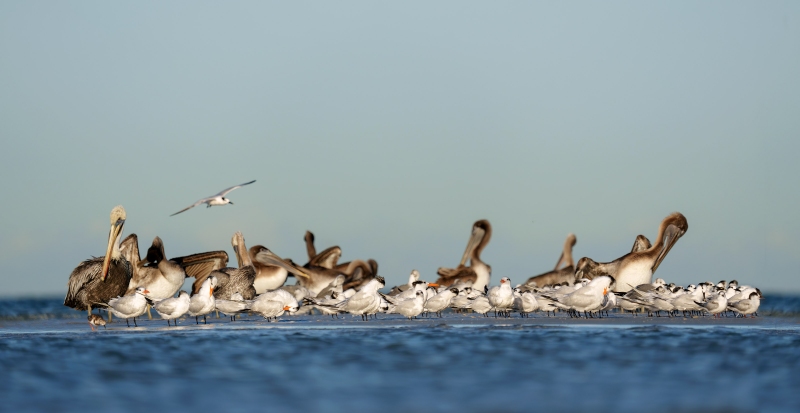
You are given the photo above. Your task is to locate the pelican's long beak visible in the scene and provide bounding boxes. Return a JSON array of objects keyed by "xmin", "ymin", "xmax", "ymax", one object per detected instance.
[
  {"xmin": 458, "ymin": 227, "xmax": 485, "ymax": 267},
  {"xmin": 651, "ymin": 224, "xmax": 683, "ymax": 274},
  {"xmin": 101, "ymin": 218, "xmax": 125, "ymax": 281}
]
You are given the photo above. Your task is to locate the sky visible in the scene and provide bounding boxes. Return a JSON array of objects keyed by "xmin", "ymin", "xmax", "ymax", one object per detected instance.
[{"xmin": 1, "ymin": 1, "xmax": 798, "ymax": 297}]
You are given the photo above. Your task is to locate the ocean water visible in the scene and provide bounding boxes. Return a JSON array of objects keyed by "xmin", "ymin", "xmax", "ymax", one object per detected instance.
[{"xmin": 1, "ymin": 295, "xmax": 799, "ymax": 413}]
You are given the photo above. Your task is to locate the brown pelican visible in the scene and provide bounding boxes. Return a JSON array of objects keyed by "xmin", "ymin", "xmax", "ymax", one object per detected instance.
[
  {"xmin": 195, "ymin": 232, "xmax": 256, "ymax": 300},
  {"xmin": 64, "ymin": 206, "xmax": 133, "ymax": 316},
  {"xmin": 525, "ymin": 234, "xmax": 578, "ymax": 287},
  {"xmin": 341, "ymin": 259, "xmax": 378, "ymax": 291},
  {"xmin": 435, "ymin": 219, "xmax": 493, "ymax": 291},
  {"xmin": 247, "ymin": 244, "xmax": 289, "ymax": 294},
  {"xmin": 170, "ymin": 180, "xmax": 256, "ymax": 216},
  {"xmin": 304, "ymin": 230, "xmax": 317, "ymax": 262},
  {"xmin": 303, "ymin": 230, "xmax": 352, "ymax": 271},
  {"xmin": 254, "ymin": 248, "xmax": 344, "ymax": 296},
  {"xmin": 120, "ymin": 234, "xmax": 228, "ymax": 322},
  {"xmin": 120, "ymin": 235, "xmax": 185, "ymax": 299},
  {"xmin": 575, "ymin": 212, "xmax": 688, "ymax": 293},
  {"xmin": 575, "ymin": 234, "xmax": 653, "ymax": 284}
]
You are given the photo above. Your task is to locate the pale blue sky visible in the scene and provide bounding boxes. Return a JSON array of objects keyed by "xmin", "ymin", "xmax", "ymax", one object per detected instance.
[{"xmin": 1, "ymin": 1, "xmax": 798, "ymax": 297}]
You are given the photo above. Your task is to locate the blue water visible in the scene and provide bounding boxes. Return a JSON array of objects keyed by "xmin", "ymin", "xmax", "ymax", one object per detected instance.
[{"xmin": 2, "ymin": 296, "xmax": 800, "ymax": 413}]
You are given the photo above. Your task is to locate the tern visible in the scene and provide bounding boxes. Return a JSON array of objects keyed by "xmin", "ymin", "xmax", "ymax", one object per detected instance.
[
  {"xmin": 105, "ymin": 286, "xmax": 150, "ymax": 327},
  {"xmin": 170, "ymin": 180, "xmax": 256, "ymax": 216},
  {"xmin": 188, "ymin": 276, "xmax": 217, "ymax": 324},
  {"xmin": 154, "ymin": 291, "xmax": 191, "ymax": 326}
]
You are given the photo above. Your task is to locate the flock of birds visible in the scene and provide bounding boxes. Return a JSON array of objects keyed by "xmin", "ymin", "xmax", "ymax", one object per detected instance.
[{"xmin": 66, "ymin": 182, "xmax": 763, "ymax": 331}]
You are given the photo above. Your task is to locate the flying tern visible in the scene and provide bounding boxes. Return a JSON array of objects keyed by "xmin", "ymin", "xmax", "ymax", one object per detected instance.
[{"xmin": 170, "ymin": 180, "xmax": 256, "ymax": 216}]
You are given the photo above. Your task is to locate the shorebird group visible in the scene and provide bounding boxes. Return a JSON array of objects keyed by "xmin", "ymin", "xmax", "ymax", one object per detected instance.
[{"xmin": 63, "ymin": 204, "xmax": 761, "ymax": 330}]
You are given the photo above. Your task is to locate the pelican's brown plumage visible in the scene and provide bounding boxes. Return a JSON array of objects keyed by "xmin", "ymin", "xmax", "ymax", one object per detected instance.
[
  {"xmin": 254, "ymin": 248, "xmax": 345, "ymax": 296},
  {"xmin": 572, "ymin": 235, "xmax": 653, "ymax": 283},
  {"xmin": 248, "ymin": 244, "xmax": 289, "ymax": 294},
  {"xmin": 575, "ymin": 212, "xmax": 689, "ymax": 292},
  {"xmin": 121, "ymin": 235, "xmax": 229, "ymax": 300},
  {"xmin": 435, "ymin": 219, "xmax": 493, "ymax": 291},
  {"xmin": 525, "ymin": 233, "xmax": 578, "ymax": 287},
  {"xmin": 195, "ymin": 232, "xmax": 256, "ymax": 300},
  {"xmin": 304, "ymin": 231, "xmax": 317, "ymax": 262},
  {"xmin": 64, "ymin": 206, "xmax": 133, "ymax": 315},
  {"xmin": 342, "ymin": 259, "xmax": 379, "ymax": 291},
  {"xmin": 303, "ymin": 230, "xmax": 352, "ymax": 270}
]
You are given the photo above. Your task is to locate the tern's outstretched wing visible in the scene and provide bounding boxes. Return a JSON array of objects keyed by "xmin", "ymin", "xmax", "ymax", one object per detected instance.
[
  {"xmin": 170, "ymin": 198, "xmax": 210, "ymax": 216},
  {"xmin": 216, "ymin": 180, "xmax": 256, "ymax": 197}
]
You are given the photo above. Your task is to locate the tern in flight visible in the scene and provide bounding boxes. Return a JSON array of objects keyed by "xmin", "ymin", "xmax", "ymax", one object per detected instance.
[{"xmin": 170, "ymin": 180, "xmax": 256, "ymax": 216}]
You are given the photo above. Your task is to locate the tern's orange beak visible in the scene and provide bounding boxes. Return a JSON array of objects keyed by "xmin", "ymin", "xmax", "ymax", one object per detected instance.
[
  {"xmin": 428, "ymin": 283, "xmax": 440, "ymax": 288},
  {"xmin": 209, "ymin": 287, "xmax": 214, "ymax": 297},
  {"xmin": 283, "ymin": 306, "xmax": 291, "ymax": 311},
  {"xmin": 143, "ymin": 289, "xmax": 150, "ymax": 295},
  {"xmin": 603, "ymin": 287, "xmax": 608, "ymax": 295}
]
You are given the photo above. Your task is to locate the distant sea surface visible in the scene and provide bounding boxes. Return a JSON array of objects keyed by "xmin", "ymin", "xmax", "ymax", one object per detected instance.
[{"xmin": 1, "ymin": 295, "xmax": 799, "ymax": 413}]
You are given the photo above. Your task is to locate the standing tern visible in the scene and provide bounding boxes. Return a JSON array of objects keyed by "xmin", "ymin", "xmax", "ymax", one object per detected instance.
[
  {"xmin": 395, "ymin": 291, "xmax": 426, "ymax": 319},
  {"xmin": 488, "ymin": 277, "xmax": 514, "ymax": 316},
  {"xmin": 154, "ymin": 291, "xmax": 191, "ymax": 326},
  {"xmin": 105, "ymin": 286, "xmax": 150, "ymax": 327},
  {"xmin": 188, "ymin": 276, "xmax": 217, "ymax": 324},
  {"xmin": 424, "ymin": 288, "xmax": 459, "ymax": 317},
  {"xmin": 215, "ymin": 292, "xmax": 249, "ymax": 321},
  {"xmin": 170, "ymin": 180, "xmax": 256, "ymax": 216},
  {"xmin": 728, "ymin": 292, "xmax": 761, "ymax": 317}
]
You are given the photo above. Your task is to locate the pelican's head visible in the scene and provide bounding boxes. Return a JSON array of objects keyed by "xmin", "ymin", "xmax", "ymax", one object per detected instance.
[
  {"xmin": 566, "ymin": 233, "xmax": 577, "ymax": 247},
  {"xmin": 652, "ymin": 212, "xmax": 688, "ymax": 273},
  {"xmin": 101, "ymin": 205, "xmax": 127, "ymax": 281},
  {"xmin": 575, "ymin": 257, "xmax": 597, "ymax": 280}
]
